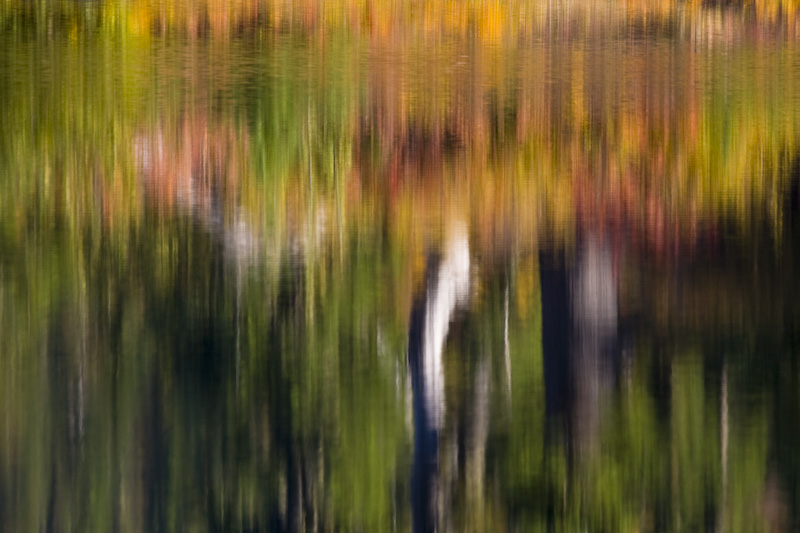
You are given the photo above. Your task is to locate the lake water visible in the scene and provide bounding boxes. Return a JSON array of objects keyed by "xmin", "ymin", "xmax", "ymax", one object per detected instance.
[{"xmin": 1, "ymin": 1, "xmax": 800, "ymax": 531}]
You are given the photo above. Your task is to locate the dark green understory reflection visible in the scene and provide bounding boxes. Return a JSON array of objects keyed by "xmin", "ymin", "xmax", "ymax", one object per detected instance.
[
  {"xmin": 4, "ymin": 206, "xmax": 800, "ymax": 532},
  {"xmin": 2, "ymin": 3, "xmax": 800, "ymax": 532}
]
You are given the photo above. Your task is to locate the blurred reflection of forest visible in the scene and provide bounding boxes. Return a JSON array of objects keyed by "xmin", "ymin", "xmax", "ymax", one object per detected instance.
[{"xmin": 1, "ymin": 1, "xmax": 800, "ymax": 531}]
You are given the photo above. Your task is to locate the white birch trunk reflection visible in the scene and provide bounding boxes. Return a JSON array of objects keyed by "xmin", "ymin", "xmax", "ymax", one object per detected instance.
[{"xmin": 408, "ymin": 222, "xmax": 470, "ymax": 533}]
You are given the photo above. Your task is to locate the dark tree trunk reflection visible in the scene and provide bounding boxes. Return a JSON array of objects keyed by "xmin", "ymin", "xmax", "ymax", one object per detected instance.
[{"xmin": 540, "ymin": 235, "xmax": 620, "ymax": 456}]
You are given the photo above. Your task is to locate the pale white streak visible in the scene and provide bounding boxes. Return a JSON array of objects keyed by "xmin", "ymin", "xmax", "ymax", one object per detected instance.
[
  {"xmin": 134, "ymin": 130, "xmax": 261, "ymax": 268},
  {"xmin": 571, "ymin": 235, "xmax": 617, "ymax": 454},
  {"xmin": 421, "ymin": 223, "xmax": 471, "ymax": 429},
  {"xmin": 221, "ymin": 211, "xmax": 260, "ymax": 266},
  {"xmin": 572, "ymin": 235, "xmax": 617, "ymax": 336},
  {"xmin": 467, "ymin": 358, "xmax": 490, "ymax": 515},
  {"xmin": 504, "ymin": 283, "xmax": 511, "ymax": 399}
]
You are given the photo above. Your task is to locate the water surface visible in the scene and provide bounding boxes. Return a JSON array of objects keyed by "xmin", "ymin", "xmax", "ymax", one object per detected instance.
[{"xmin": 1, "ymin": 2, "xmax": 800, "ymax": 531}]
